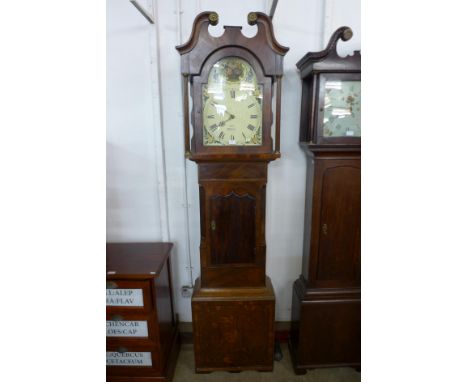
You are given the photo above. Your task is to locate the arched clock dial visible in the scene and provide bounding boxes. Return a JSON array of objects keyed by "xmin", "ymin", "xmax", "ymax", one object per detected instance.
[
  {"xmin": 322, "ymin": 80, "xmax": 361, "ymax": 137},
  {"xmin": 202, "ymin": 57, "xmax": 263, "ymax": 146}
]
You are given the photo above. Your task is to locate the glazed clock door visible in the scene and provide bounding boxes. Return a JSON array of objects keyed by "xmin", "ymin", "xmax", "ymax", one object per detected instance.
[
  {"xmin": 190, "ymin": 46, "xmax": 275, "ymax": 157},
  {"xmin": 316, "ymin": 73, "xmax": 361, "ymax": 145},
  {"xmin": 209, "ymin": 191, "xmax": 256, "ymax": 265},
  {"xmin": 315, "ymin": 161, "xmax": 361, "ymax": 287},
  {"xmin": 202, "ymin": 57, "xmax": 263, "ymax": 146}
]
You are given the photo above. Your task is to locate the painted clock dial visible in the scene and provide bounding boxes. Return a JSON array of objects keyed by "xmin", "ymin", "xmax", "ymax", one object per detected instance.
[
  {"xmin": 322, "ymin": 80, "xmax": 361, "ymax": 137},
  {"xmin": 202, "ymin": 57, "xmax": 263, "ymax": 146}
]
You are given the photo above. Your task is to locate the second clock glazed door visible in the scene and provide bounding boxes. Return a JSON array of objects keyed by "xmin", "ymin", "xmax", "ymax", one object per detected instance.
[{"xmin": 313, "ymin": 159, "xmax": 361, "ymax": 287}]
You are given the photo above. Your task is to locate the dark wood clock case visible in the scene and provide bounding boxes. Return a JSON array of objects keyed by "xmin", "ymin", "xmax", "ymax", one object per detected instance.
[
  {"xmin": 289, "ymin": 27, "xmax": 361, "ymax": 373},
  {"xmin": 176, "ymin": 12, "xmax": 288, "ymax": 372}
]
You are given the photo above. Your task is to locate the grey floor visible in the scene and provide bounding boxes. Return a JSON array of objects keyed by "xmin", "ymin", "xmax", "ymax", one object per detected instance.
[{"xmin": 173, "ymin": 343, "xmax": 361, "ymax": 382}]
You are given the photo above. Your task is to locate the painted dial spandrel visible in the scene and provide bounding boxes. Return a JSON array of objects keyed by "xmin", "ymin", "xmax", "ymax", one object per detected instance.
[
  {"xmin": 323, "ymin": 80, "xmax": 361, "ymax": 137},
  {"xmin": 203, "ymin": 57, "xmax": 263, "ymax": 146}
]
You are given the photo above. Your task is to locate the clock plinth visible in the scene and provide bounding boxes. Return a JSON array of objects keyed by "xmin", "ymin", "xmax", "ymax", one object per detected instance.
[
  {"xmin": 192, "ymin": 277, "xmax": 275, "ymax": 372},
  {"xmin": 289, "ymin": 276, "xmax": 360, "ymax": 372},
  {"xmin": 290, "ymin": 28, "xmax": 361, "ymax": 373},
  {"xmin": 176, "ymin": 12, "xmax": 288, "ymax": 373}
]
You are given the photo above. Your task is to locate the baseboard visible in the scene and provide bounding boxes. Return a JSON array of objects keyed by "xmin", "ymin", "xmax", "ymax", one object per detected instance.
[{"xmin": 178, "ymin": 321, "xmax": 291, "ymax": 344}]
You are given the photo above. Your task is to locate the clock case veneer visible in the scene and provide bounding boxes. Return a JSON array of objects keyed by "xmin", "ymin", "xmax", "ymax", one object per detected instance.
[
  {"xmin": 289, "ymin": 28, "xmax": 361, "ymax": 373},
  {"xmin": 176, "ymin": 12, "xmax": 288, "ymax": 372},
  {"xmin": 192, "ymin": 277, "xmax": 275, "ymax": 372},
  {"xmin": 106, "ymin": 243, "xmax": 180, "ymax": 382}
]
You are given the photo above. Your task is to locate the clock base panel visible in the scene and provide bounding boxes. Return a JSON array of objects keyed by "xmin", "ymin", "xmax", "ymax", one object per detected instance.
[
  {"xmin": 289, "ymin": 277, "xmax": 360, "ymax": 373},
  {"xmin": 191, "ymin": 276, "xmax": 275, "ymax": 372}
]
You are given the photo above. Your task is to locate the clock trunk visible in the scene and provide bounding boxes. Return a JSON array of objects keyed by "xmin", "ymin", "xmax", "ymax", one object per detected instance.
[{"xmin": 198, "ymin": 162, "xmax": 267, "ymax": 288}]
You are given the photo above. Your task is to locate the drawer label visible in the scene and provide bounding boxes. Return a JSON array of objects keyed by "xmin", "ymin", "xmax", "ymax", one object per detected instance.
[
  {"xmin": 106, "ymin": 320, "xmax": 148, "ymax": 337},
  {"xmin": 106, "ymin": 289, "xmax": 143, "ymax": 307},
  {"xmin": 106, "ymin": 351, "xmax": 152, "ymax": 367}
]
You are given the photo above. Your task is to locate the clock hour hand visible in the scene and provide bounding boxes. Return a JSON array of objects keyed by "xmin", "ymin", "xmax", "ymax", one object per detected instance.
[
  {"xmin": 224, "ymin": 110, "xmax": 235, "ymax": 118},
  {"xmin": 210, "ymin": 102, "xmax": 236, "ymax": 120},
  {"xmin": 217, "ymin": 113, "xmax": 235, "ymax": 127}
]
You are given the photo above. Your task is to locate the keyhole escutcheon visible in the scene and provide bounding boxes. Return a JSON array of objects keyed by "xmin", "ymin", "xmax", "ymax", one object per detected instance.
[{"xmin": 322, "ymin": 223, "xmax": 328, "ymax": 235}]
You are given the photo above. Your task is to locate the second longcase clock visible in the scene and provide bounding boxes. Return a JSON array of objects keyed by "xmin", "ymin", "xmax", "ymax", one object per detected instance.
[
  {"xmin": 289, "ymin": 27, "xmax": 361, "ymax": 373},
  {"xmin": 176, "ymin": 12, "xmax": 288, "ymax": 372}
]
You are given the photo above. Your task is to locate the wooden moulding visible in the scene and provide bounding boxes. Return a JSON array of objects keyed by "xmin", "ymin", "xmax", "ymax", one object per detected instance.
[
  {"xmin": 296, "ymin": 26, "xmax": 359, "ymax": 78},
  {"xmin": 176, "ymin": 12, "xmax": 288, "ymax": 76},
  {"xmin": 192, "ymin": 276, "xmax": 275, "ymax": 301}
]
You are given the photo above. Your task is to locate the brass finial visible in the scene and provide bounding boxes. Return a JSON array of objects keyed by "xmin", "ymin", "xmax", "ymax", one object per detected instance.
[
  {"xmin": 343, "ymin": 28, "xmax": 353, "ymax": 41},
  {"xmin": 247, "ymin": 12, "xmax": 258, "ymax": 25},
  {"xmin": 208, "ymin": 12, "xmax": 219, "ymax": 26}
]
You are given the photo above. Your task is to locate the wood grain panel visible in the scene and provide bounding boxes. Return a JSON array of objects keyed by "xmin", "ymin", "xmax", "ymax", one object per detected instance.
[
  {"xmin": 298, "ymin": 299, "xmax": 360, "ymax": 367},
  {"xmin": 192, "ymin": 277, "xmax": 275, "ymax": 372},
  {"xmin": 210, "ymin": 192, "xmax": 256, "ymax": 265},
  {"xmin": 316, "ymin": 165, "xmax": 360, "ymax": 284}
]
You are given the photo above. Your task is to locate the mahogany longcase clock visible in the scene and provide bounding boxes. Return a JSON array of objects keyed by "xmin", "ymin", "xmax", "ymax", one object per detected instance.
[
  {"xmin": 289, "ymin": 27, "xmax": 361, "ymax": 373},
  {"xmin": 176, "ymin": 12, "xmax": 288, "ymax": 372}
]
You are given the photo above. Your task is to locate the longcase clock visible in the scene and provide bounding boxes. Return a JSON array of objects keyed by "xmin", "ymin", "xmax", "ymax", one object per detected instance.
[
  {"xmin": 176, "ymin": 12, "xmax": 288, "ymax": 372},
  {"xmin": 289, "ymin": 27, "xmax": 361, "ymax": 373}
]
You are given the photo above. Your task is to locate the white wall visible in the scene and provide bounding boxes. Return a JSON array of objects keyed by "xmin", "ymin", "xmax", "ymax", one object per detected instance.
[
  {"xmin": 106, "ymin": 0, "xmax": 162, "ymax": 241},
  {"xmin": 107, "ymin": 0, "xmax": 360, "ymax": 322}
]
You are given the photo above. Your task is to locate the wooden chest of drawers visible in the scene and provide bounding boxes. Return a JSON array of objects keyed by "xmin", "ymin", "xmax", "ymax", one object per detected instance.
[{"xmin": 106, "ymin": 243, "xmax": 180, "ymax": 382}]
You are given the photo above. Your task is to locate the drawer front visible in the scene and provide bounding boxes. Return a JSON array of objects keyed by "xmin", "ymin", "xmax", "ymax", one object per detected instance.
[
  {"xmin": 106, "ymin": 343, "xmax": 161, "ymax": 374},
  {"xmin": 106, "ymin": 312, "xmax": 159, "ymax": 343},
  {"xmin": 106, "ymin": 280, "xmax": 153, "ymax": 313}
]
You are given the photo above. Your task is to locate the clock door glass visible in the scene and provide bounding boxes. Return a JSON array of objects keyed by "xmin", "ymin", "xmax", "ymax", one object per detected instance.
[
  {"xmin": 323, "ymin": 80, "xmax": 361, "ymax": 137},
  {"xmin": 202, "ymin": 57, "xmax": 263, "ymax": 146}
]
